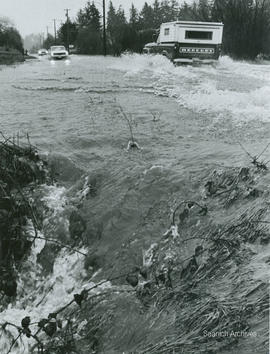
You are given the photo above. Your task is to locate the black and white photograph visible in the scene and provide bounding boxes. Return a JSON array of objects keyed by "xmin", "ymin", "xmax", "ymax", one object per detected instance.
[{"xmin": 0, "ymin": 0, "xmax": 269, "ymax": 353}]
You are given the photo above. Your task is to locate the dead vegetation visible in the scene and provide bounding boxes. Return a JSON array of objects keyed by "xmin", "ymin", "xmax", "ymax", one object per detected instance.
[
  {"xmin": 130, "ymin": 203, "xmax": 269, "ymax": 353},
  {"xmin": 118, "ymin": 105, "xmax": 140, "ymax": 150},
  {"xmin": 203, "ymin": 164, "xmax": 264, "ymax": 208},
  {"xmin": 1, "ymin": 273, "xmax": 136, "ymax": 354},
  {"xmin": 1, "ymin": 138, "xmax": 269, "ymax": 353},
  {"xmin": 238, "ymin": 141, "xmax": 270, "ymax": 170},
  {"xmin": 0, "ymin": 134, "xmax": 49, "ymax": 298},
  {"xmin": 150, "ymin": 111, "xmax": 161, "ymax": 122},
  {"xmin": 124, "ymin": 144, "xmax": 270, "ymax": 353}
]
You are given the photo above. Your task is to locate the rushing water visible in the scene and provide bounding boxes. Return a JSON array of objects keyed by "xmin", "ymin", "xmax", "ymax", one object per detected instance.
[{"xmin": 0, "ymin": 54, "xmax": 270, "ymax": 353}]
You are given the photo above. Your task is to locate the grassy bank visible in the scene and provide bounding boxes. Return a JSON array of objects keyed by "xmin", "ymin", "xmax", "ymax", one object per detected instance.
[{"xmin": 0, "ymin": 49, "xmax": 24, "ymax": 65}]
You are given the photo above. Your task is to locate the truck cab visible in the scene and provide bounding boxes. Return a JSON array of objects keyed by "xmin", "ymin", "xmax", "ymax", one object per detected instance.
[{"xmin": 144, "ymin": 21, "xmax": 224, "ymax": 65}]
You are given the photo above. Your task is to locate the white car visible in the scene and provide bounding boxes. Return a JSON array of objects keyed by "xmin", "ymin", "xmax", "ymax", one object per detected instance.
[
  {"xmin": 38, "ymin": 49, "xmax": 48, "ymax": 56},
  {"xmin": 49, "ymin": 45, "xmax": 68, "ymax": 60}
]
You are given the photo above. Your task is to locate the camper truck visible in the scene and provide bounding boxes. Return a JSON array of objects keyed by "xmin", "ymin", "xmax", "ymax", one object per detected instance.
[{"xmin": 143, "ymin": 21, "xmax": 224, "ymax": 65}]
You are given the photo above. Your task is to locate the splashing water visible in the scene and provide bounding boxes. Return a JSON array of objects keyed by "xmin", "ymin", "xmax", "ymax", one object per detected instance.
[
  {"xmin": 0, "ymin": 186, "xmax": 89, "ymax": 353},
  {"xmin": 112, "ymin": 54, "xmax": 270, "ymax": 123}
]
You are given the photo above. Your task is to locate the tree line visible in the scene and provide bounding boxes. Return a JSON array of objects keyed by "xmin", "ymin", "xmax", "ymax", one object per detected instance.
[
  {"xmin": 42, "ymin": 0, "xmax": 270, "ymax": 60},
  {"xmin": 1, "ymin": 1, "xmax": 270, "ymax": 59},
  {"xmin": 0, "ymin": 17, "xmax": 23, "ymax": 53}
]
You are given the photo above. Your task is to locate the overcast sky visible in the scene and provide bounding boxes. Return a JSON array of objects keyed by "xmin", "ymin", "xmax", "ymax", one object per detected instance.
[{"xmin": 0, "ymin": 0, "xmax": 158, "ymax": 37}]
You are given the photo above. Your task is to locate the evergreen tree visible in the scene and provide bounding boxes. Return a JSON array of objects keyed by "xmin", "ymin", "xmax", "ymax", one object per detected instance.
[
  {"xmin": 76, "ymin": 27, "xmax": 102, "ymax": 54},
  {"xmin": 211, "ymin": 0, "xmax": 226, "ymax": 22},
  {"xmin": 153, "ymin": 0, "xmax": 163, "ymax": 27},
  {"xmin": 107, "ymin": 1, "xmax": 118, "ymax": 53},
  {"xmin": 43, "ymin": 34, "xmax": 55, "ymax": 49},
  {"xmin": 76, "ymin": 1, "xmax": 102, "ymax": 54},
  {"xmin": 139, "ymin": 2, "xmax": 155, "ymax": 29},
  {"xmin": 178, "ymin": 2, "xmax": 197, "ymax": 20},
  {"xmin": 160, "ymin": 0, "xmax": 174, "ymax": 22},
  {"xmin": 197, "ymin": 0, "xmax": 212, "ymax": 21},
  {"xmin": 130, "ymin": 3, "xmax": 140, "ymax": 29},
  {"xmin": 58, "ymin": 21, "xmax": 78, "ymax": 46},
  {"xmin": 107, "ymin": 2, "xmax": 128, "ymax": 55},
  {"xmin": 170, "ymin": 0, "xmax": 180, "ymax": 20},
  {"xmin": 77, "ymin": 1, "xmax": 101, "ymax": 30}
]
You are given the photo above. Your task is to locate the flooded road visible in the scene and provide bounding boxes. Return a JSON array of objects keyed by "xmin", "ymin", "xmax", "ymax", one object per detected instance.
[
  {"xmin": 0, "ymin": 54, "xmax": 269, "ymax": 353},
  {"xmin": 1, "ymin": 55, "xmax": 270, "ymax": 169}
]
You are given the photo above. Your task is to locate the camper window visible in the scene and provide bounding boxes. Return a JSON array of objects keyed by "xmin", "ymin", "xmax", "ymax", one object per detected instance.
[
  {"xmin": 185, "ymin": 31, "xmax": 213, "ymax": 40},
  {"xmin": 164, "ymin": 28, "xmax": 170, "ymax": 36}
]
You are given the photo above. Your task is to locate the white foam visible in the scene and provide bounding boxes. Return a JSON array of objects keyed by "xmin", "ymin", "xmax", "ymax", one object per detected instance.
[
  {"xmin": 0, "ymin": 247, "xmax": 87, "ymax": 353},
  {"xmin": 110, "ymin": 53, "xmax": 175, "ymax": 77},
  {"xmin": 0, "ymin": 186, "xmax": 88, "ymax": 353},
  {"xmin": 41, "ymin": 185, "xmax": 67, "ymax": 215},
  {"xmin": 176, "ymin": 82, "xmax": 270, "ymax": 122},
  {"xmin": 111, "ymin": 53, "xmax": 270, "ymax": 123}
]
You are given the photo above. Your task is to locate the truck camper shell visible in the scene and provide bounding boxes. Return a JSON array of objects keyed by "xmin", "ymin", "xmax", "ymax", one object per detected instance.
[{"xmin": 144, "ymin": 21, "xmax": 224, "ymax": 65}]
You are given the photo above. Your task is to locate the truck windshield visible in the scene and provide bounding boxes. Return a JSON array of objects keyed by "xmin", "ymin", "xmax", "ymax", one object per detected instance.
[
  {"xmin": 185, "ymin": 31, "xmax": 213, "ymax": 40},
  {"xmin": 51, "ymin": 46, "xmax": 66, "ymax": 51}
]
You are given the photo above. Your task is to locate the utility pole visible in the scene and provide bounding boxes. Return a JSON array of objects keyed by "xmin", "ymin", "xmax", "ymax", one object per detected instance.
[
  {"xmin": 103, "ymin": 0, "xmax": 107, "ymax": 56},
  {"xmin": 46, "ymin": 26, "xmax": 49, "ymax": 38},
  {"xmin": 65, "ymin": 9, "xmax": 71, "ymax": 53},
  {"xmin": 53, "ymin": 19, "xmax": 57, "ymax": 44}
]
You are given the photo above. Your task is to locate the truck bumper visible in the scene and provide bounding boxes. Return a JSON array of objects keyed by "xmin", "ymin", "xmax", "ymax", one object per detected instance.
[{"xmin": 173, "ymin": 58, "xmax": 218, "ymax": 65}]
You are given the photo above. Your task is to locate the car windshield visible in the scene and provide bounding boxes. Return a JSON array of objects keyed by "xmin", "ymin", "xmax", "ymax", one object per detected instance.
[{"xmin": 51, "ymin": 46, "xmax": 66, "ymax": 51}]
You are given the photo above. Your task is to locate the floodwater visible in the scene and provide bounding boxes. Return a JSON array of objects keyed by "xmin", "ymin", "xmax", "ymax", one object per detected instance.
[{"xmin": 0, "ymin": 54, "xmax": 269, "ymax": 353}]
